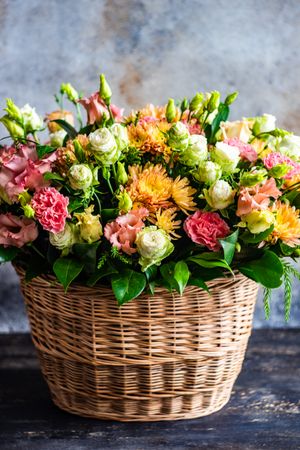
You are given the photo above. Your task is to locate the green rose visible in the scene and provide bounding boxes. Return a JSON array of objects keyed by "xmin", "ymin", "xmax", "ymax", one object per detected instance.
[
  {"xmin": 204, "ymin": 180, "xmax": 235, "ymax": 210},
  {"xmin": 111, "ymin": 123, "xmax": 129, "ymax": 150},
  {"xmin": 135, "ymin": 226, "xmax": 174, "ymax": 271},
  {"xmin": 180, "ymin": 134, "xmax": 208, "ymax": 166},
  {"xmin": 89, "ymin": 128, "xmax": 120, "ymax": 165},
  {"xmin": 167, "ymin": 122, "xmax": 189, "ymax": 151},
  {"xmin": 194, "ymin": 161, "xmax": 222, "ymax": 184}
]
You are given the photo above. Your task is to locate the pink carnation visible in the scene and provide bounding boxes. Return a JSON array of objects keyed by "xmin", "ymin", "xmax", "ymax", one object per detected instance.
[
  {"xmin": 0, "ymin": 144, "xmax": 56, "ymax": 202},
  {"xmin": 224, "ymin": 138, "xmax": 257, "ymax": 162},
  {"xmin": 236, "ymin": 178, "xmax": 281, "ymax": 217},
  {"xmin": 31, "ymin": 187, "xmax": 69, "ymax": 233},
  {"xmin": 263, "ymin": 152, "xmax": 300, "ymax": 179},
  {"xmin": 184, "ymin": 210, "xmax": 230, "ymax": 252},
  {"xmin": 0, "ymin": 213, "xmax": 38, "ymax": 248},
  {"xmin": 104, "ymin": 208, "xmax": 148, "ymax": 255},
  {"xmin": 78, "ymin": 92, "xmax": 124, "ymax": 124}
]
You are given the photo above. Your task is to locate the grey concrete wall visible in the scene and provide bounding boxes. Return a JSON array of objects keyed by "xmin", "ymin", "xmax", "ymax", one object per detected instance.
[{"xmin": 0, "ymin": 0, "xmax": 300, "ymax": 331}]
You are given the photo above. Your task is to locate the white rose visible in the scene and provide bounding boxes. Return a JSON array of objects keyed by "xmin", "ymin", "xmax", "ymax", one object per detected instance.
[
  {"xmin": 49, "ymin": 223, "xmax": 76, "ymax": 250},
  {"xmin": 204, "ymin": 180, "xmax": 235, "ymax": 210},
  {"xmin": 135, "ymin": 226, "xmax": 174, "ymax": 271},
  {"xmin": 211, "ymin": 141, "xmax": 240, "ymax": 174},
  {"xmin": 277, "ymin": 134, "xmax": 300, "ymax": 160},
  {"xmin": 49, "ymin": 130, "xmax": 67, "ymax": 148},
  {"xmin": 89, "ymin": 128, "xmax": 120, "ymax": 165},
  {"xmin": 111, "ymin": 123, "xmax": 129, "ymax": 150},
  {"xmin": 168, "ymin": 122, "xmax": 190, "ymax": 151},
  {"xmin": 68, "ymin": 164, "xmax": 94, "ymax": 190},
  {"xmin": 194, "ymin": 161, "xmax": 222, "ymax": 184},
  {"xmin": 180, "ymin": 134, "xmax": 208, "ymax": 166},
  {"xmin": 20, "ymin": 104, "xmax": 43, "ymax": 131},
  {"xmin": 253, "ymin": 114, "xmax": 276, "ymax": 135}
]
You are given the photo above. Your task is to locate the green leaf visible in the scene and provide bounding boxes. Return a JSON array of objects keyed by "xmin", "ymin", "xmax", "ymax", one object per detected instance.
[
  {"xmin": 0, "ymin": 246, "xmax": 19, "ymax": 263},
  {"xmin": 51, "ymin": 119, "xmax": 78, "ymax": 139},
  {"xmin": 101, "ymin": 208, "xmax": 119, "ymax": 222},
  {"xmin": 87, "ymin": 262, "xmax": 118, "ymax": 287},
  {"xmin": 263, "ymin": 287, "xmax": 271, "ymax": 319},
  {"xmin": 53, "ymin": 258, "xmax": 84, "ymax": 291},
  {"xmin": 79, "ymin": 124, "xmax": 94, "ymax": 135},
  {"xmin": 187, "ymin": 255, "xmax": 233, "ymax": 273},
  {"xmin": 160, "ymin": 262, "xmax": 178, "ymax": 291},
  {"xmin": 240, "ymin": 225, "xmax": 274, "ymax": 244},
  {"xmin": 219, "ymin": 229, "xmax": 239, "ymax": 265},
  {"xmin": 209, "ymin": 103, "xmax": 229, "ymax": 143},
  {"xmin": 174, "ymin": 261, "xmax": 190, "ymax": 295},
  {"xmin": 239, "ymin": 250, "xmax": 283, "ymax": 288},
  {"xmin": 188, "ymin": 276, "xmax": 209, "ymax": 292},
  {"xmin": 43, "ymin": 172, "xmax": 64, "ymax": 181},
  {"xmin": 68, "ymin": 198, "xmax": 84, "ymax": 213},
  {"xmin": 73, "ymin": 242, "xmax": 100, "ymax": 275},
  {"xmin": 111, "ymin": 269, "xmax": 146, "ymax": 305},
  {"xmin": 36, "ymin": 144, "xmax": 56, "ymax": 159},
  {"xmin": 145, "ymin": 265, "xmax": 158, "ymax": 282}
]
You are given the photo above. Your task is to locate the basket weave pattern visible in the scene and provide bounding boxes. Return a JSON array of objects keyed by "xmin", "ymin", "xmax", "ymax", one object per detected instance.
[{"xmin": 18, "ymin": 269, "xmax": 258, "ymax": 421}]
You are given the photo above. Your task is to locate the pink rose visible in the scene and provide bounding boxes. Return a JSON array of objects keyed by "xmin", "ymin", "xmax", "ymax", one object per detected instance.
[
  {"xmin": 78, "ymin": 92, "xmax": 124, "ymax": 124},
  {"xmin": 263, "ymin": 152, "xmax": 300, "ymax": 179},
  {"xmin": 184, "ymin": 210, "xmax": 230, "ymax": 252},
  {"xmin": 0, "ymin": 213, "xmax": 38, "ymax": 248},
  {"xmin": 224, "ymin": 138, "xmax": 257, "ymax": 162},
  {"xmin": 31, "ymin": 187, "xmax": 69, "ymax": 233},
  {"xmin": 236, "ymin": 178, "xmax": 281, "ymax": 217},
  {"xmin": 0, "ymin": 144, "xmax": 56, "ymax": 202},
  {"xmin": 104, "ymin": 208, "xmax": 148, "ymax": 255}
]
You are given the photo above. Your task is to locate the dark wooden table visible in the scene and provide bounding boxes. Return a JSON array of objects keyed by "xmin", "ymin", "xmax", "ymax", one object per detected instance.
[{"xmin": 0, "ymin": 330, "xmax": 299, "ymax": 450}]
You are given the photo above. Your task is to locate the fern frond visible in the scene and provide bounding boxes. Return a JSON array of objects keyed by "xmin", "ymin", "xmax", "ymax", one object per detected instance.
[
  {"xmin": 263, "ymin": 287, "xmax": 272, "ymax": 320},
  {"xmin": 283, "ymin": 263, "xmax": 292, "ymax": 322}
]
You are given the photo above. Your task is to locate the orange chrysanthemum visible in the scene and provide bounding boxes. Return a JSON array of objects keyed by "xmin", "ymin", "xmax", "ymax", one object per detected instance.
[
  {"xmin": 149, "ymin": 208, "xmax": 182, "ymax": 239},
  {"xmin": 269, "ymin": 201, "xmax": 300, "ymax": 247},
  {"xmin": 127, "ymin": 120, "xmax": 172, "ymax": 158},
  {"xmin": 171, "ymin": 176, "xmax": 197, "ymax": 214}
]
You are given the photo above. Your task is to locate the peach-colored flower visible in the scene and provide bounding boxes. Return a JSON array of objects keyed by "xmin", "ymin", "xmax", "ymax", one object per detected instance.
[
  {"xmin": 0, "ymin": 213, "xmax": 38, "ymax": 248},
  {"xmin": 237, "ymin": 178, "xmax": 281, "ymax": 217},
  {"xmin": 78, "ymin": 92, "xmax": 124, "ymax": 124},
  {"xmin": 104, "ymin": 208, "xmax": 148, "ymax": 255}
]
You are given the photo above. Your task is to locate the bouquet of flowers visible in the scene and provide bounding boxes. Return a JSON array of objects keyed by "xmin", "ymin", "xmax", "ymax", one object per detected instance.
[{"xmin": 1, "ymin": 75, "xmax": 300, "ymax": 318}]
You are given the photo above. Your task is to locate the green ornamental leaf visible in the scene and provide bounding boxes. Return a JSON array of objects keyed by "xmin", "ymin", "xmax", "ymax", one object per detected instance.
[
  {"xmin": 219, "ymin": 229, "xmax": 239, "ymax": 265},
  {"xmin": 36, "ymin": 144, "xmax": 56, "ymax": 159},
  {"xmin": 53, "ymin": 258, "xmax": 84, "ymax": 291},
  {"xmin": 239, "ymin": 250, "xmax": 283, "ymax": 288},
  {"xmin": 73, "ymin": 242, "xmax": 100, "ymax": 275},
  {"xmin": 174, "ymin": 261, "xmax": 190, "ymax": 295},
  {"xmin": 187, "ymin": 276, "xmax": 209, "ymax": 292},
  {"xmin": 0, "ymin": 246, "xmax": 19, "ymax": 263},
  {"xmin": 187, "ymin": 255, "xmax": 233, "ymax": 274},
  {"xmin": 209, "ymin": 103, "xmax": 229, "ymax": 143},
  {"xmin": 51, "ymin": 119, "xmax": 78, "ymax": 139},
  {"xmin": 111, "ymin": 269, "xmax": 146, "ymax": 305},
  {"xmin": 87, "ymin": 262, "xmax": 118, "ymax": 287},
  {"xmin": 160, "ymin": 262, "xmax": 178, "ymax": 291}
]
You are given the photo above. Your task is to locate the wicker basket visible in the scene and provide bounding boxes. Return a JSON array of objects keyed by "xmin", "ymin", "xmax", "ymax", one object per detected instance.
[{"xmin": 17, "ymin": 268, "xmax": 258, "ymax": 421}]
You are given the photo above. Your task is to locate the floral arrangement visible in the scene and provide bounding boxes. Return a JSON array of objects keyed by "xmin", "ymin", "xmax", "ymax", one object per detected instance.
[{"xmin": 1, "ymin": 74, "xmax": 300, "ymax": 318}]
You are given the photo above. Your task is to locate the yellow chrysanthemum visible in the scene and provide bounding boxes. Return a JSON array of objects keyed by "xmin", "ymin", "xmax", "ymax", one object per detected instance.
[
  {"xmin": 127, "ymin": 164, "xmax": 173, "ymax": 212},
  {"xmin": 284, "ymin": 174, "xmax": 300, "ymax": 190},
  {"xmin": 171, "ymin": 176, "xmax": 197, "ymax": 215},
  {"xmin": 127, "ymin": 120, "xmax": 172, "ymax": 158},
  {"xmin": 269, "ymin": 201, "xmax": 300, "ymax": 247},
  {"xmin": 149, "ymin": 208, "xmax": 182, "ymax": 239}
]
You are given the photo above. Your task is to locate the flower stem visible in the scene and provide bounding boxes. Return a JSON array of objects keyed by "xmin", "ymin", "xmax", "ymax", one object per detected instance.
[
  {"xmin": 30, "ymin": 244, "xmax": 45, "ymax": 259},
  {"xmin": 76, "ymin": 103, "xmax": 83, "ymax": 129}
]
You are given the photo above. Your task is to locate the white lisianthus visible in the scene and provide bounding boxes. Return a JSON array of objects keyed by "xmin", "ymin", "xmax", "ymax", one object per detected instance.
[
  {"xmin": 135, "ymin": 226, "xmax": 174, "ymax": 271},
  {"xmin": 220, "ymin": 119, "xmax": 252, "ymax": 143},
  {"xmin": 167, "ymin": 122, "xmax": 190, "ymax": 151},
  {"xmin": 180, "ymin": 134, "xmax": 208, "ymax": 166},
  {"xmin": 68, "ymin": 164, "xmax": 94, "ymax": 190},
  {"xmin": 252, "ymin": 114, "xmax": 276, "ymax": 135},
  {"xmin": 49, "ymin": 130, "xmax": 67, "ymax": 148},
  {"xmin": 204, "ymin": 180, "xmax": 235, "ymax": 210},
  {"xmin": 49, "ymin": 223, "xmax": 76, "ymax": 250},
  {"xmin": 211, "ymin": 141, "xmax": 240, "ymax": 174},
  {"xmin": 276, "ymin": 134, "xmax": 300, "ymax": 161},
  {"xmin": 243, "ymin": 210, "xmax": 274, "ymax": 234},
  {"xmin": 89, "ymin": 128, "xmax": 120, "ymax": 165},
  {"xmin": 20, "ymin": 104, "xmax": 43, "ymax": 131},
  {"xmin": 111, "ymin": 123, "xmax": 129, "ymax": 150},
  {"xmin": 194, "ymin": 161, "xmax": 222, "ymax": 184}
]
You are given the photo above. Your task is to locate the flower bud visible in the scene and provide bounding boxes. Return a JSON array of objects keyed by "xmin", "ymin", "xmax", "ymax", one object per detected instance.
[
  {"xmin": 20, "ymin": 104, "xmax": 43, "ymax": 132},
  {"xmin": 211, "ymin": 141, "xmax": 240, "ymax": 174},
  {"xmin": 117, "ymin": 190, "xmax": 132, "ymax": 213},
  {"xmin": 99, "ymin": 73, "xmax": 112, "ymax": 105},
  {"xmin": 111, "ymin": 123, "xmax": 128, "ymax": 150},
  {"xmin": 89, "ymin": 128, "xmax": 120, "ymax": 165},
  {"xmin": 135, "ymin": 226, "xmax": 174, "ymax": 271},
  {"xmin": 68, "ymin": 164, "xmax": 94, "ymax": 190},
  {"xmin": 166, "ymin": 98, "xmax": 176, "ymax": 122},
  {"xmin": 224, "ymin": 91, "xmax": 239, "ymax": 106},
  {"xmin": 60, "ymin": 83, "xmax": 79, "ymax": 102},
  {"xmin": 116, "ymin": 162, "xmax": 128, "ymax": 185},
  {"xmin": 0, "ymin": 115, "xmax": 25, "ymax": 139},
  {"xmin": 190, "ymin": 93, "xmax": 204, "ymax": 112},
  {"xmin": 194, "ymin": 161, "xmax": 222, "ymax": 184},
  {"xmin": 180, "ymin": 134, "xmax": 208, "ymax": 166},
  {"xmin": 243, "ymin": 210, "xmax": 274, "ymax": 234},
  {"xmin": 204, "ymin": 180, "xmax": 235, "ymax": 210},
  {"xmin": 167, "ymin": 122, "xmax": 189, "ymax": 151},
  {"xmin": 50, "ymin": 130, "xmax": 67, "ymax": 148},
  {"xmin": 240, "ymin": 169, "xmax": 267, "ymax": 187},
  {"xmin": 252, "ymin": 114, "xmax": 276, "ymax": 135},
  {"xmin": 23, "ymin": 204, "xmax": 35, "ymax": 219},
  {"xmin": 74, "ymin": 205, "xmax": 103, "ymax": 243},
  {"xmin": 18, "ymin": 191, "xmax": 32, "ymax": 206},
  {"xmin": 207, "ymin": 91, "xmax": 220, "ymax": 113},
  {"xmin": 180, "ymin": 97, "xmax": 189, "ymax": 113},
  {"xmin": 49, "ymin": 222, "xmax": 76, "ymax": 250},
  {"xmin": 4, "ymin": 99, "xmax": 22, "ymax": 122}
]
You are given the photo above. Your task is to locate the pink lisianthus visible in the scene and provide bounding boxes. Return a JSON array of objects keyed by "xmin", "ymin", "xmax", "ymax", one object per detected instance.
[
  {"xmin": 236, "ymin": 178, "xmax": 281, "ymax": 217},
  {"xmin": 78, "ymin": 92, "xmax": 124, "ymax": 124},
  {"xmin": 0, "ymin": 213, "xmax": 38, "ymax": 248},
  {"xmin": 263, "ymin": 152, "xmax": 300, "ymax": 179},
  {"xmin": 0, "ymin": 144, "xmax": 56, "ymax": 202},
  {"xmin": 31, "ymin": 187, "xmax": 69, "ymax": 233},
  {"xmin": 224, "ymin": 137, "xmax": 257, "ymax": 162},
  {"xmin": 184, "ymin": 210, "xmax": 230, "ymax": 252},
  {"xmin": 104, "ymin": 208, "xmax": 148, "ymax": 255}
]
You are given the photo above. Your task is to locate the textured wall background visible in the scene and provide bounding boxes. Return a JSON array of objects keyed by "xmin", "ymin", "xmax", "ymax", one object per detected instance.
[{"xmin": 0, "ymin": 0, "xmax": 300, "ymax": 331}]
